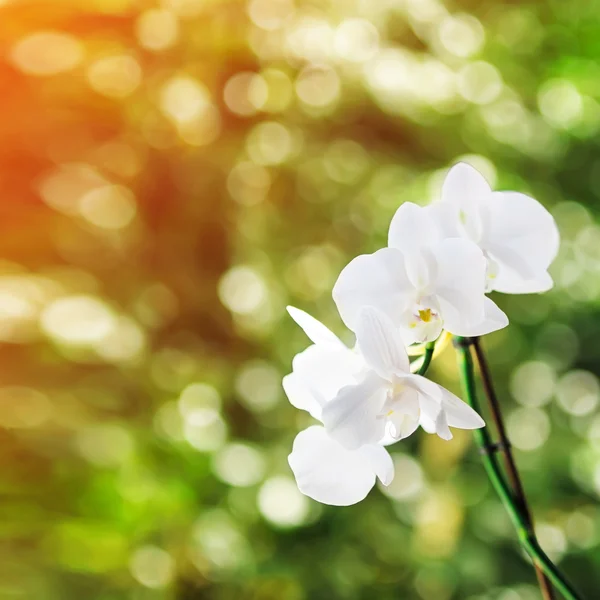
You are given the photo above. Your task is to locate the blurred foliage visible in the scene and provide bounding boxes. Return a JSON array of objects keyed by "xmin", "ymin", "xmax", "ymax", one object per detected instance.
[{"xmin": 0, "ymin": 0, "xmax": 599, "ymax": 598}]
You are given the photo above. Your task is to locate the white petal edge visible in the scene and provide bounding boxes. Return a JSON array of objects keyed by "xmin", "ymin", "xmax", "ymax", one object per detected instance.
[
  {"xmin": 285, "ymin": 344, "xmax": 363, "ymax": 416},
  {"xmin": 408, "ymin": 374, "xmax": 485, "ymax": 432},
  {"xmin": 287, "ymin": 306, "xmax": 345, "ymax": 347},
  {"xmin": 288, "ymin": 426, "xmax": 393, "ymax": 506},
  {"xmin": 332, "ymin": 248, "xmax": 414, "ymax": 332},
  {"xmin": 453, "ymin": 297, "xmax": 509, "ymax": 337},
  {"xmin": 442, "ymin": 162, "xmax": 492, "ymax": 207},
  {"xmin": 282, "ymin": 372, "xmax": 324, "ymax": 421}
]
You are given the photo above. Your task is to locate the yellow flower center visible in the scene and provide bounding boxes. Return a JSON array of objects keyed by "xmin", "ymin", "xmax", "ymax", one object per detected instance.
[{"xmin": 418, "ymin": 308, "xmax": 432, "ymax": 323}]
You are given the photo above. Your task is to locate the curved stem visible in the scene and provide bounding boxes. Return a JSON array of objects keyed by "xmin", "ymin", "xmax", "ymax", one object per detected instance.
[
  {"xmin": 471, "ymin": 337, "xmax": 555, "ymax": 599},
  {"xmin": 455, "ymin": 337, "xmax": 583, "ymax": 600},
  {"xmin": 415, "ymin": 341, "xmax": 435, "ymax": 376}
]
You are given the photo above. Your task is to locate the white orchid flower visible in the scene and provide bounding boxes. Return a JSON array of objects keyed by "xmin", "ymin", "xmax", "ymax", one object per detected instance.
[
  {"xmin": 320, "ymin": 307, "xmax": 485, "ymax": 449},
  {"xmin": 283, "ymin": 306, "xmax": 484, "ymax": 505},
  {"xmin": 333, "ymin": 202, "xmax": 508, "ymax": 344},
  {"xmin": 430, "ymin": 162, "xmax": 560, "ymax": 294},
  {"xmin": 283, "ymin": 307, "xmax": 394, "ymax": 506}
]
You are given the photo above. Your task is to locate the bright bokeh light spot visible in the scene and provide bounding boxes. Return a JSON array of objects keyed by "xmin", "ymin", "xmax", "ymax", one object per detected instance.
[
  {"xmin": 96, "ymin": 316, "xmax": 146, "ymax": 363},
  {"xmin": 246, "ymin": 121, "xmax": 293, "ymax": 165},
  {"xmin": 11, "ymin": 31, "xmax": 84, "ymax": 76},
  {"xmin": 0, "ymin": 274, "xmax": 58, "ymax": 343},
  {"xmin": 557, "ymin": 370, "xmax": 599, "ymax": 416},
  {"xmin": 218, "ymin": 266, "xmax": 267, "ymax": 315},
  {"xmin": 235, "ymin": 360, "xmax": 281, "ymax": 412},
  {"xmin": 179, "ymin": 382, "xmax": 221, "ymax": 416},
  {"xmin": 415, "ymin": 488, "xmax": 462, "ymax": 558},
  {"xmin": 458, "ymin": 61, "xmax": 503, "ymax": 105},
  {"xmin": 565, "ymin": 510, "xmax": 597, "ymax": 548},
  {"xmin": 160, "ymin": 75, "xmax": 211, "ymax": 124},
  {"xmin": 227, "ymin": 162, "xmax": 271, "ymax": 206},
  {"xmin": 296, "ymin": 65, "xmax": 340, "ymax": 109},
  {"xmin": 536, "ymin": 523, "xmax": 567, "ymax": 562},
  {"xmin": 365, "ymin": 49, "xmax": 413, "ymax": 105},
  {"xmin": 192, "ymin": 510, "xmax": 250, "ymax": 571},
  {"xmin": 258, "ymin": 476, "xmax": 309, "ymax": 527},
  {"xmin": 481, "ymin": 98, "xmax": 532, "ymax": 146},
  {"xmin": 404, "ymin": 0, "xmax": 447, "ymax": 23},
  {"xmin": 575, "ymin": 225, "xmax": 600, "ymax": 269},
  {"xmin": 41, "ymin": 295, "xmax": 117, "ymax": 346},
  {"xmin": 135, "ymin": 9, "xmax": 179, "ymax": 51},
  {"xmin": 176, "ymin": 106, "xmax": 221, "ymax": 146},
  {"xmin": 258, "ymin": 68, "xmax": 293, "ymax": 113},
  {"xmin": 184, "ymin": 409, "xmax": 227, "ymax": 452},
  {"xmin": 286, "ymin": 17, "xmax": 334, "ymax": 63},
  {"xmin": 130, "ymin": 545, "xmax": 175, "ymax": 589},
  {"xmin": 38, "ymin": 164, "xmax": 107, "ymax": 216},
  {"xmin": 224, "ymin": 72, "xmax": 268, "ymax": 116},
  {"xmin": 212, "ymin": 443, "xmax": 266, "ymax": 487},
  {"xmin": 413, "ymin": 59, "xmax": 457, "ymax": 109},
  {"xmin": 0, "ymin": 387, "xmax": 52, "ymax": 429},
  {"xmin": 76, "ymin": 424, "xmax": 134, "ymax": 467},
  {"xmin": 510, "ymin": 361, "xmax": 556, "ymax": 407},
  {"xmin": 87, "ymin": 55, "xmax": 142, "ymax": 98},
  {"xmin": 381, "ymin": 454, "xmax": 425, "ymax": 501},
  {"xmin": 507, "ymin": 407, "xmax": 550, "ymax": 451},
  {"xmin": 438, "ymin": 14, "xmax": 484, "ymax": 58},
  {"xmin": 79, "ymin": 184, "xmax": 137, "ymax": 230},
  {"xmin": 334, "ymin": 19, "xmax": 379, "ymax": 63},
  {"xmin": 538, "ymin": 79, "xmax": 583, "ymax": 129},
  {"xmin": 248, "ymin": 0, "xmax": 294, "ymax": 31}
]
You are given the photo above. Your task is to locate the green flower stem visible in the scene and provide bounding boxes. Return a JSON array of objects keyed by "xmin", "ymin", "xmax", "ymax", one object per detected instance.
[
  {"xmin": 454, "ymin": 337, "xmax": 583, "ymax": 600},
  {"xmin": 471, "ymin": 337, "xmax": 555, "ymax": 600},
  {"xmin": 414, "ymin": 341, "xmax": 435, "ymax": 376}
]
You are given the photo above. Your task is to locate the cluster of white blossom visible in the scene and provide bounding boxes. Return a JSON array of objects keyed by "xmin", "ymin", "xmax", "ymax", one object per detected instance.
[{"xmin": 283, "ymin": 163, "xmax": 560, "ymax": 506}]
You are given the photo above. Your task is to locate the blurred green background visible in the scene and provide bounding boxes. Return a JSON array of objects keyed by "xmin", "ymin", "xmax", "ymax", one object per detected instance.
[{"xmin": 0, "ymin": 0, "xmax": 599, "ymax": 598}]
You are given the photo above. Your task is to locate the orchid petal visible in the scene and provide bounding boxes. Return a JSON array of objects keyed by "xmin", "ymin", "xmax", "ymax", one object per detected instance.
[
  {"xmin": 434, "ymin": 409, "xmax": 453, "ymax": 441},
  {"xmin": 386, "ymin": 386, "xmax": 420, "ymax": 441},
  {"xmin": 355, "ymin": 306, "xmax": 410, "ymax": 378},
  {"xmin": 284, "ymin": 344, "xmax": 363, "ymax": 419},
  {"xmin": 424, "ymin": 202, "xmax": 461, "ymax": 239},
  {"xmin": 282, "ymin": 372, "xmax": 324, "ymax": 421},
  {"xmin": 321, "ymin": 372, "xmax": 387, "ymax": 450},
  {"xmin": 332, "ymin": 248, "xmax": 414, "ymax": 331},
  {"xmin": 408, "ymin": 373, "xmax": 485, "ymax": 431},
  {"xmin": 430, "ymin": 238, "xmax": 486, "ymax": 335},
  {"xmin": 288, "ymin": 426, "xmax": 393, "ymax": 506},
  {"xmin": 388, "ymin": 202, "xmax": 442, "ymax": 253},
  {"xmin": 492, "ymin": 270, "xmax": 554, "ymax": 295},
  {"xmin": 439, "ymin": 387, "xmax": 485, "ymax": 430},
  {"xmin": 453, "ymin": 297, "xmax": 508, "ymax": 337},
  {"xmin": 287, "ymin": 306, "xmax": 345, "ymax": 347},
  {"xmin": 358, "ymin": 443, "xmax": 395, "ymax": 486},
  {"xmin": 484, "ymin": 191, "xmax": 559, "ymax": 294},
  {"xmin": 442, "ymin": 163, "xmax": 492, "ymax": 242}
]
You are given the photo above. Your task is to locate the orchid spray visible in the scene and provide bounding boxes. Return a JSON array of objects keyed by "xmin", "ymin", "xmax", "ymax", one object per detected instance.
[{"xmin": 282, "ymin": 163, "xmax": 582, "ymax": 600}]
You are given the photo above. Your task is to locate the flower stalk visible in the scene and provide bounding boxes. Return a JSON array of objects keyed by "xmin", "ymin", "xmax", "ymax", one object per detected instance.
[
  {"xmin": 471, "ymin": 337, "xmax": 555, "ymax": 599},
  {"xmin": 454, "ymin": 336, "xmax": 582, "ymax": 600}
]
